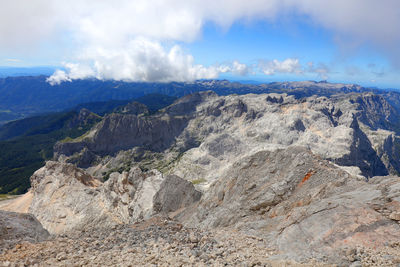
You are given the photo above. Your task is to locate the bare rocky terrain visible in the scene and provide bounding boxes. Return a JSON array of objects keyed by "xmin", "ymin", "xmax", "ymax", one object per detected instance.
[
  {"xmin": 0, "ymin": 216, "xmax": 332, "ymax": 267},
  {"xmin": 0, "ymin": 210, "xmax": 49, "ymax": 255},
  {"xmin": 2, "ymin": 86, "xmax": 400, "ymax": 266}
]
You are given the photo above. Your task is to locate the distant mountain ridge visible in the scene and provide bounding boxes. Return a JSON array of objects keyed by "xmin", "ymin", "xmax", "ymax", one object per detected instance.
[
  {"xmin": 2, "ymin": 76, "xmax": 400, "ymax": 194},
  {"xmin": 0, "ymin": 67, "xmax": 57, "ymax": 78},
  {"xmin": 0, "ymin": 76, "xmax": 396, "ymax": 125}
]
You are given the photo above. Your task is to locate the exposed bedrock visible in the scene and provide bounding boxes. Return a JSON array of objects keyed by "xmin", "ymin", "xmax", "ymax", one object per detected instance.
[
  {"xmin": 175, "ymin": 146, "xmax": 400, "ymax": 263},
  {"xmin": 27, "ymin": 161, "xmax": 201, "ymax": 234},
  {"xmin": 55, "ymin": 91, "xmax": 400, "ymax": 180}
]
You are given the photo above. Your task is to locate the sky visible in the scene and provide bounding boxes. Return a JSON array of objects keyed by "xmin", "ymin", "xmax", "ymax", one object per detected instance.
[{"xmin": 0, "ymin": 0, "xmax": 400, "ymax": 88}]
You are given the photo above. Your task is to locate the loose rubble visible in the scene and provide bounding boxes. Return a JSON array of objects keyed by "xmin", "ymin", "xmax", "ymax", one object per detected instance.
[{"xmin": 0, "ymin": 217, "xmax": 334, "ymax": 267}]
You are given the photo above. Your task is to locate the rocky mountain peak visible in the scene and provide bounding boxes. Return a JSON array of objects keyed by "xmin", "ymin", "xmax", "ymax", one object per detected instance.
[
  {"xmin": 114, "ymin": 101, "xmax": 149, "ymax": 115},
  {"xmin": 163, "ymin": 90, "xmax": 218, "ymax": 116},
  {"xmin": 67, "ymin": 108, "xmax": 101, "ymax": 128},
  {"xmin": 54, "ymin": 91, "xmax": 400, "ymax": 179}
]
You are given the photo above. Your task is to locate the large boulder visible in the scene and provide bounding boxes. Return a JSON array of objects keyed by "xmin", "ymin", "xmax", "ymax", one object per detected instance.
[
  {"xmin": 153, "ymin": 175, "xmax": 202, "ymax": 214},
  {"xmin": 0, "ymin": 210, "xmax": 49, "ymax": 253}
]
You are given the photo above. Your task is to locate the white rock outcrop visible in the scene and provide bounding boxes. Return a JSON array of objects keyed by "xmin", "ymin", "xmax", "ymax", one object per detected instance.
[{"xmin": 27, "ymin": 161, "xmax": 200, "ymax": 234}]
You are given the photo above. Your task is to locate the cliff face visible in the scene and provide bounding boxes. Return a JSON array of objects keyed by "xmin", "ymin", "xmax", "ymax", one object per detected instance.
[
  {"xmin": 354, "ymin": 94, "xmax": 398, "ymax": 129},
  {"xmin": 54, "ymin": 91, "xmax": 400, "ymax": 179},
  {"xmin": 55, "ymin": 114, "xmax": 187, "ymax": 156},
  {"xmin": 53, "ymin": 92, "xmax": 218, "ymax": 160}
]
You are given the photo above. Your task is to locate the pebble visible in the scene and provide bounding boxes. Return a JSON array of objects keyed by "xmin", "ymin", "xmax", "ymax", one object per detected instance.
[{"xmin": 2, "ymin": 217, "xmax": 398, "ymax": 267}]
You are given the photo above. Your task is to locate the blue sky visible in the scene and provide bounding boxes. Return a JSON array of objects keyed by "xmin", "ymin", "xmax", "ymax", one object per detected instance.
[
  {"xmin": 184, "ymin": 19, "xmax": 397, "ymax": 88},
  {"xmin": 1, "ymin": 1, "xmax": 399, "ymax": 88}
]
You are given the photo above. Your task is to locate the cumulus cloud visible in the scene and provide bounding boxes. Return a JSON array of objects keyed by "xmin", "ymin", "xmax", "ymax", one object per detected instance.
[
  {"xmin": 47, "ymin": 38, "xmax": 222, "ymax": 84},
  {"xmin": 231, "ymin": 61, "xmax": 250, "ymax": 76},
  {"xmin": 259, "ymin": 58, "xmax": 303, "ymax": 75},
  {"xmin": 216, "ymin": 60, "xmax": 251, "ymax": 76},
  {"xmin": 47, "ymin": 69, "xmax": 71, "ymax": 85},
  {"xmin": 2, "ymin": 0, "xmax": 400, "ymax": 82},
  {"xmin": 258, "ymin": 59, "xmax": 333, "ymax": 79},
  {"xmin": 47, "ymin": 63, "xmax": 95, "ymax": 85}
]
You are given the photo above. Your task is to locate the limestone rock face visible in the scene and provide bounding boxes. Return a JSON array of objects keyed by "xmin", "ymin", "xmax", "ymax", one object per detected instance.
[
  {"xmin": 175, "ymin": 146, "xmax": 400, "ymax": 263},
  {"xmin": 54, "ymin": 92, "xmax": 218, "ymax": 159},
  {"xmin": 168, "ymin": 92, "xmax": 400, "ymax": 183},
  {"xmin": 28, "ymin": 161, "xmax": 201, "ymax": 234},
  {"xmin": 354, "ymin": 93, "xmax": 398, "ymax": 130},
  {"xmin": 0, "ymin": 210, "xmax": 49, "ymax": 253},
  {"xmin": 153, "ymin": 175, "xmax": 202, "ymax": 214},
  {"xmin": 29, "ymin": 161, "xmax": 118, "ymax": 234},
  {"xmin": 55, "ymin": 91, "xmax": 400, "ymax": 185},
  {"xmin": 55, "ymin": 113, "xmax": 187, "ymax": 157}
]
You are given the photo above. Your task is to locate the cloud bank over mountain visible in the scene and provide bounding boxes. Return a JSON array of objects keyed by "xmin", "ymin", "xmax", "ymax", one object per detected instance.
[
  {"xmin": 47, "ymin": 38, "xmax": 222, "ymax": 85},
  {"xmin": 1, "ymin": 0, "xmax": 399, "ymax": 83}
]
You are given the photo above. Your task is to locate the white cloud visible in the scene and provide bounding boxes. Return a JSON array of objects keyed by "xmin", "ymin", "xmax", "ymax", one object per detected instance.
[
  {"xmin": 47, "ymin": 63, "xmax": 96, "ymax": 85},
  {"xmin": 259, "ymin": 58, "xmax": 303, "ymax": 75},
  {"xmin": 217, "ymin": 60, "xmax": 250, "ymax": 76},
  {"xmin": 2, "ymin": 0, "xmax": 400, "ymax": 82},
  {"xmin": 48, "ymin": 38, "xmax": 220, "ymax": 84},
  {"xmin": 232, "ymin": 61, "xmax": 250, "ymax": 76},
  {"xmin": 257, "ymin": 59, "xmax": 332, "ymax": 79},
  {"xmin": 47, "ymin": 69, "xmax": 71, "ymax": 85},
  {"xmin": 0, "ymin": 0, "xmax": 59, "ymax": 50}
]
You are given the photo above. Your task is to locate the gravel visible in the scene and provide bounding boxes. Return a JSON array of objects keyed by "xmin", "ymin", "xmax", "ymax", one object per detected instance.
[{"xmin": 0, "ymin": 216, "xmax": 335, "ymax": 267}]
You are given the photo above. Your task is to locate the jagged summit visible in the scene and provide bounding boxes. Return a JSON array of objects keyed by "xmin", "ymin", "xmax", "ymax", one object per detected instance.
[
  {"xmin": 55, "ymin": 90, "xmax": 400, "ymax": 178},
  {"xmin": 0, "ymin": 76, "xmax": 392, "ymax": 125}
]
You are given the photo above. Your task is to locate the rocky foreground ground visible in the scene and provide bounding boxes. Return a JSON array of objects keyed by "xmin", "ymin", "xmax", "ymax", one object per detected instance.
[{"xmin": 2, "ymin": 215, "xmax": 400, "ymax": 267}]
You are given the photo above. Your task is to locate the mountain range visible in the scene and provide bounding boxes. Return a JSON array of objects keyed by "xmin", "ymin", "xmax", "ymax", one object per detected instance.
[
  {"xmin": 0, "ymin": 94, "xmax": 177, "ymax": 194},
  {"xmin": 1, "ymin": 76, "xmax": 399, "ymax": 125},
  {"xmin": 2, "ymin": 79, "xmax": 400, "ymax": 265}
]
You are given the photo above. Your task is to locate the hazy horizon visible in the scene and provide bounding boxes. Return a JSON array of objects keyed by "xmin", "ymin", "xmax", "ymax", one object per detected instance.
[{"xmin": 0, "ymin": 65, "xmax": 398, "ymax": 90}]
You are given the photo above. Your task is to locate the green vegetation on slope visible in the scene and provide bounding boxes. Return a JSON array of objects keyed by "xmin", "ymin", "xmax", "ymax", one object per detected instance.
[
  {"xmin": 0, "ymin": 93, "xmax": 178, "ymax": 194},
  {"xmin": 0, "ymin": 112, "xmax": 100, "ymax": 194},
  {"xmin": 0, "ymin": 111, "xmax": 80, "ymax": 141}
]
